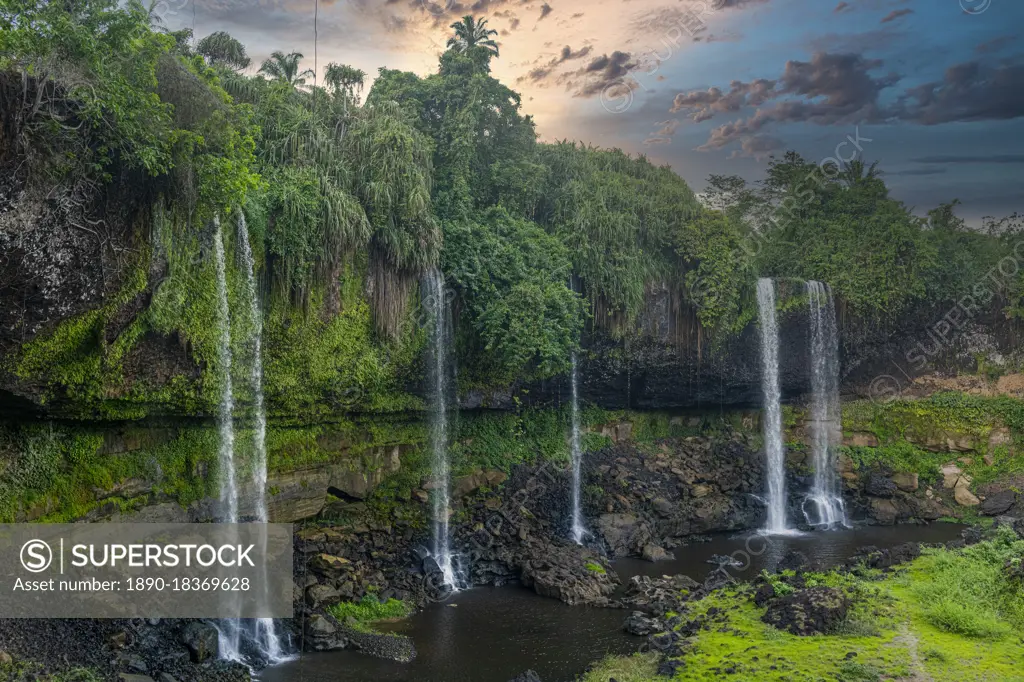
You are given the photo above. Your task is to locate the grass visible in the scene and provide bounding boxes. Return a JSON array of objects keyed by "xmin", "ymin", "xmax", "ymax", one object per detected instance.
[
  {"xmin": 326, "ymin": 594, "xmax": 413, "ymax": 632},
  {"xmin": 584, "ymin": 561, "xmax": 606, "ymax": 575},
  {"xmin": 585, "ymin": 530, "xmax": 1024, "ymax": 681},
  {"xmin": 580, "ymin": 653, "xmax": 659, "ymax": 682},
  {"xmin": 0, "ymin": 659, "xmax": 102, "ymax": 682}
]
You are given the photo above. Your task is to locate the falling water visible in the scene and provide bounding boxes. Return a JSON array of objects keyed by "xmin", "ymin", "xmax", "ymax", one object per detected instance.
[
  {"xmin": 803, "ymin": 281, "xmax": 847, "ymax": 528},
  {"xmin": 569, "ymin": 352, "xmax": 587, "ymax": 544},
  {"xmin": 237, "ymin": 213, "xmax": 285, "ymax": 660},
  {"xmin": 756, "ymin": 278, "xmax": 790, "ymax": 534},
  {"xmin": 424, "ymin": 269, "xmax": 457, "ymax": 588},
  {"xmin": 213, "ymin": 217, "xmax": 239, "ymax": 525}
]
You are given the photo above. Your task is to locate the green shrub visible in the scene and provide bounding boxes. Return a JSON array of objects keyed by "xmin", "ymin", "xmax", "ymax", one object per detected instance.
[{"xmin": 327, "ymin": 594, "xmax": 412, "ymax": 632}]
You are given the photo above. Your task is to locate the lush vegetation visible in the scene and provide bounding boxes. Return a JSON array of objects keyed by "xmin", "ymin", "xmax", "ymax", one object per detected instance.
[
  {"xmin": 327, "ymin": 594, "xmax": 412, "ymax": 632},
  {"xmin": 2, "ymin": 1, "xmax": 1017, "ymax": 417},
  {"xmin": 588, "ymin": 528, "xmax": 1024, "ymax": 681}
]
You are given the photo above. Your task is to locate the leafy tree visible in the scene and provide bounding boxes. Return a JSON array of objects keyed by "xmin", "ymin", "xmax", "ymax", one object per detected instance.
[
  {"xmin": 197, "ymin": 31, "xmax": 250, "ymax": 70},
  {"xmin": 258, "ymin": 51, "xmax": 314, "ymax": 87},
  {"xmin": 324, "ymin": 62, "xmax": 366, "ymax": 100}
]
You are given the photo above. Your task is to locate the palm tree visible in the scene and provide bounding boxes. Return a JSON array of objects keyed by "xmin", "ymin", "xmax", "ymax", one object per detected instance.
[
  {"xmin": 259, "ymin": 51, "xmax": 315, "ymax": 87},
  {"xmin": 446, "ymin": 15, "xmax": 499, "ymax": 57},
  {"xmin": 197, "ymin": 31, "xmax": 251, "ymax": 70},
  {"xmin": 324, "ymin": 63, "xmax": 366, "ymax": 99}
]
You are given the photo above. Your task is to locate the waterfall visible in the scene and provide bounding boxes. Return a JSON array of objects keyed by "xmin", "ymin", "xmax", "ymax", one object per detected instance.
[
  {"xmin": 804, "ymin": 281, "xmax": 847, "ymax": 528},
  {"xmin": 569, "ymin": 352, "xmax": 587, "ymax": 544},
  {"xmin": 424, "ymin": 269, "xmax": 457, "ymax": 588},
  {"xmin": 237, "ymin": 213, "xmax": 284, "ymax": 660},
  {"xmin": 214, "ymin": 215, "xmax": 286, "ymax": 664},
  {"xmin": 756, "ymin": 278, "xmax": 790, "ymax": 534},
  {"xmin": 213, "ymin": 216, "xmax": 239, "ymax": 525}
]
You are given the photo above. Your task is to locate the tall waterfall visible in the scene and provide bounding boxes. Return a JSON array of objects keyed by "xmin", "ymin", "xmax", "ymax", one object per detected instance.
[
  {"xmin": 804, "ymin": 281, "xmax": 847, "ymax": 528},
  {"xmin": 237, "ymin": 214, "xmax": 284, "ymax": 660},
  {"xmin": 213, "ymin": 216, "xmax": 239, "ymax": 525},
  {"xmin": 756, "ymin": 278, "xmax": 789, "ymax": 534},
  {"xmin": 569, "ymin": 352, "xmax": 587, "ymax": 544},
  {"xmin": 214, "ymin": 215, "xmax": 285, "ymax": 664},
  {"xmin": 424, "ymin": 269, "xmax": 457, "ymax": 588}
]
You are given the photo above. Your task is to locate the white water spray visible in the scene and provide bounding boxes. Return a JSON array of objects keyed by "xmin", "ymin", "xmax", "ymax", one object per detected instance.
[
  {"xmin": 569, "ymin": 352, "xmax": 587, "ymax": 544},
  {"xmin": 237, "ymin": 213, "xmax": 284, "ymax": 660},
  {"xmin": 803, "ymin": 281, "xmax": 847, "ymax": 528},
  {"xmin": 757, "ymin": 278, "xmax": 791, "ymax": 534},
  {"xmin": 424, "ymin": 269, "xmax": 457, "ymax": 588},
  {"xmin": 213, "ymin": 217, "xmax": 239, "ymax": 525}
]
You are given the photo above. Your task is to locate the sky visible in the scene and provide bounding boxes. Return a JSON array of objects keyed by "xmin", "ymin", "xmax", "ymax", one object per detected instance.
[{"xmin": 165, "ymin": 0, "xmax": 1024, "ymax": 224}]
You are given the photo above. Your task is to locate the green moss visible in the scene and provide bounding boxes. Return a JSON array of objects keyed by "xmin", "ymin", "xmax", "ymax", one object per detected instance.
[{"xmin": 584, "ymin": 561, "xmax": 606, "ymax": 575}]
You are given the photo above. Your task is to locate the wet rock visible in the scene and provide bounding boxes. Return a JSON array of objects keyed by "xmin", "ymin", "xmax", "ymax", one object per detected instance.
[
  {"xmin": 777, "ymin": 550, "xmax": 809, "ymax": 572},
  {"xmin": 597, "ymin": 513, "xmax": 653, "ymax": 557},
  {"xmin": 304, "ymin": 614, "xmax": 348, "ymax": 652},
  {"xmin": 178, "ymin": 622, "xmax": 218, "ymax": 663},
  {"xmin": 642, "ymin": 543, "xmax": 672, "ymax": 562},
  {"xmin": 753, "ymin": 582, "xmax": 776, "ymax": 607},
  {"xmin": 860, "ymin": 542, "xmax": 921, "ymax": 569},
  {"xmin": 979, "ymin": 490, "xmax": 1017, "ymax": 516},
  {"xmin": 118, "ymin": 675, "xmax": 155, "ymax": 682},
  {"xmin": 507, "ymin": 671, "xmax": 542, "ymax": 682},
  {"xmin": 865, "ymin": 473, "xmax": 897, "ymax": 498},
  {"xmin": 762, "ymin": 587, "xmax": 849, "ymax": 635},
  {"xmin": 624, "ymin": 611, "xmax": 662, "ymax": 636},
  {"xmin": 961, "ymin": 527, "xmax": 983, "ymax": 546}
]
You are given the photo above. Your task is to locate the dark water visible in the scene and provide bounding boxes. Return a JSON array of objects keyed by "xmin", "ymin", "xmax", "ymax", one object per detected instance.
[{"xmin": 262, "ymin": 523, "xmax": 964, "ymax": 682}]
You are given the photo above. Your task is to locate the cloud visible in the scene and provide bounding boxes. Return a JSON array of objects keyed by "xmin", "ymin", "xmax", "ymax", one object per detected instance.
[
  {"xmin": 671, "ymin": 52, "xmax": 899, "ymax": 149},
  {"xmin": 896, "ymin": 60, "xmax": 1024, "ymax": 125},
  {"xmin": 539, "ymin": 3, "xmax": 553, "ymax": 21},
  {"xmin": 728, "ymin": 134, "xmax": 785, "ymax": 159},
  {"xmin": 671, "ymin": 78, "xmax": 778, "ymax": 121},
  {"xmin": 910, "ymin": 155, "xmax": 1024, "ymax": 165},
  {"xmin": 644, "ymin": 118, "xmax": 681, "ymax": 144},
  {"xmin": 572, "ymin": 51, "xmax": 638, "ymax": 97},
  {"xmin": 880, "ymin": 8, "xmax": 913, "ymax": 23},
  {"xmin": 516, "ymin": 44, "xmax": 593, "ymax": 84},
  {"xmin": 834, "ymin": 2, "xmax": 851, "ymax": 12}
]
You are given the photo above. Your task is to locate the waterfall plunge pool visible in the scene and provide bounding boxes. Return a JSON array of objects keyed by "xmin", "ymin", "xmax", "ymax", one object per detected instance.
[{"xmin": 260, "ymin": 523, "xmax": 964, "ymax": 682}]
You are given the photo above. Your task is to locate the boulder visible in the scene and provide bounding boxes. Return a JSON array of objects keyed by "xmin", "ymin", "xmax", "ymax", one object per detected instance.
[
  {"xmin": 954, "ymin": 486, "xmax": 980, "ymax": 507},
  {"xmin": 597, "ymin": 513, "xmax": 652, "ymax": 557},
  {"xmin": 178, "ymin": 621, "xmax": 218, "ymax": 663},
  {"xmin": 891, "ymin": 472, "xmax": 919, "ymax": 492},
  {"xmin": 306, "ymin": 583, "xmax": 341, "ymax": 607},
  {"xmin": 118, "ymin": 676, "xmax": 155, "ymax": 682},
  {"xmin": 642, "ymin": 543, "xmax": 672, "ymax": 562},
  {"xmin": 865, "ymin": 473, "xmax": 897, "ymax": 498},
  {"xmin": 844, "ymin": 432, "xmax": 879, "ymax": 447},
  {"xmin": 624, "ymin": 611, "xmax": 662, "ymax": 636},
  {"xmin": 869, "ymin": 498, "xmax": 899, "ymax": 525},
  {"xmin": 941, "ymin": 464, "xmax": 966, "ymax": 489},
  {"xmin": 304, "ymin": 614, "xmax": 347, "ymax": 652},
  {"xmin": 979, "ymin": 490, "xmax": 1017, "ymax": 516},
  {"xmin": 762, "ymin": 587, "xmax": 849, "ymax": 635}
]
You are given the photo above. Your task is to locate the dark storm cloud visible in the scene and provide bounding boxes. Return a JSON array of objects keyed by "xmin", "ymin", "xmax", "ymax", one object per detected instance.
[
  {"xmin": 573, "ymin": 51, "xmax": 638, "ymax": 97},
  {"xmin": 539, "ymin": 3, "xmax": 553, "ymax": 21},
  {"xmin": 729, "ymin": 134, "xmax": 784, "ymax": 159},
  {"xmin": 880, "ymin": 8, "xmax": 913, "ymax": 23},
  {"xmin": 516, "ymin": 44, "xmax": 593, "ymax": 83},
  {"xmin": 671, "ymin": 53, "xmax": 899, "ymax": 149},
  {"xmin": 896, "ymin": 60, "xmax": 1024, "ymax": 125}
]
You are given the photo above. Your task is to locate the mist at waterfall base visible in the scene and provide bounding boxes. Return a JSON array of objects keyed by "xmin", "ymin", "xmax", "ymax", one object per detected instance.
[
  {"xmin": 424, "ymin": 269, "xmax": 460, "ymax": 589},
  {"xmin": 756, "ymin": 278, "xmax": 792, "ymax": 534},
  {"xmin": 804, "ymin": 281, "xmax": 848, "ymax": 528},
  {"xmin": 212, "ymin": 214, "xmax": 285, "ymax": 665}
]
